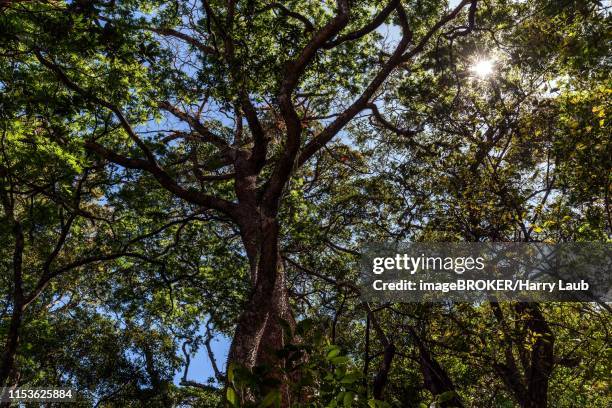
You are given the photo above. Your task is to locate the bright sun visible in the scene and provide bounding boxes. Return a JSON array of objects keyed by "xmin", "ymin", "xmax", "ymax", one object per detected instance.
[{"xmin": 470, "ymin": 58, "xmax": 495, "ymax": 78}]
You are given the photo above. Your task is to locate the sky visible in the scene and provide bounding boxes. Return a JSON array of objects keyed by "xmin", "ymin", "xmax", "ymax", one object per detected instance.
[{"xmin": 173, "ymin": 330, "xmax": 230, "ymax": 387}]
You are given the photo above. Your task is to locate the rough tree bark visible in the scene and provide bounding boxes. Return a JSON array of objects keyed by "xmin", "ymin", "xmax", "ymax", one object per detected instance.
[{"xmin": 229, "ymin": 213, "xmax": 295, "ymax": 370}]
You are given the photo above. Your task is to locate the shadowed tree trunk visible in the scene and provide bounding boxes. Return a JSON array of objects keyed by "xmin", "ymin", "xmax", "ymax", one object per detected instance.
[
  {"xmin": 491, "ymin": 302, "xmax": 555, "ymax": 408},
  {"xmin": 411, "ymin": 328, "xmax": 464, "ymax": 408},
  {"xmin": 0, "ymin": 182, "xmax": 24, "ymax": 391},
  {"xmin": 226, "ymin": 168, "xmax": 297, "ymax": 404},
  {"xmin": 519, "ymin": 303, "xmax": 555, "ymax": 408},
  {"xmin": 229, "ymin": 214, "xmax": 295, "ymax": 370},
  {"xmin": 365, "ymin": 305, "xmax": 397, "ymax": 401},
  {"xmin": 0, "ymin": 301, "xmax": 22, "ymax": 391},
  {"xmin": 372, "ymin": 342, "xmax": 396, "ymax": 400}
]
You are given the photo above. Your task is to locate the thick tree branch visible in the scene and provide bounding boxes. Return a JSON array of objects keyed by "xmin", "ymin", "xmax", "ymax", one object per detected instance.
[
  {"xmin": 444, "ymin": 0, "xmax": 478, "ymax": 40},
  {"xmin": 257, "ymin": 3, "xmax": 314, "ymax": 32},
  {"xmin": 298, "ymin": 4, "xmax": 412, "ymax": 167},
  {"xmin": 262, "ymin": 0, "xmax": 350, "ymax": 212},
  {"xmin": 279, "ymin": 0, "xmax": 350, "ymax": 98},
  {"xmin": 34, "ymin": 51, "xmax": 237, "ymax": 216},
  {"xmin": 240, "ymin": 92, "xmax": 267, "ymax": 170},
  {"xmin": 84, "ymin": 140, "xmax": 237, "ymax": 216},
  {"xmin": 324, "ymin": 0, "xmax": 399, "ymax": 49},
  {"xmin": 298, "ymin": 0, "xmax": 475, "ymax": 167},
  {"xmin": 401, "ymin": 0, "xmax": 473, "ymax": 62}
]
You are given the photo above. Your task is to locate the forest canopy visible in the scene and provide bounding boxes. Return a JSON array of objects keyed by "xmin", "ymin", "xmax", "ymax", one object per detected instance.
[{"xmin": 0, "ymin": 0, "xmax": 610, "ymax": 407}]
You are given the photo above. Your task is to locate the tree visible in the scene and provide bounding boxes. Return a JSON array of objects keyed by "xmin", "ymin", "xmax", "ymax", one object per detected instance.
[
  {"xmin": 1, "ymin": 0, "xmax": 479, "ymax": 400},
  {"xmin": 0, "ymin": 107, "xmax": 133, "ymax": 389},
  {"xmin": 1, "ymin": 0, "xmax": 609, "ymax": 407},
  {"xmin": 330, "ymin": 1, "xmax": 610, "ymax": 406},
  {"xmin": 0, "ymin": 110, "xmax": 243, "ymax": 404}
]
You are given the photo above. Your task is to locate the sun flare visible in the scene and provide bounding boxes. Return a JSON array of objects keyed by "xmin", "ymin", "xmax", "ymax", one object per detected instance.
[{"xmin": 470, "ymin": 58, "xmax": 495, "ymax": 78}]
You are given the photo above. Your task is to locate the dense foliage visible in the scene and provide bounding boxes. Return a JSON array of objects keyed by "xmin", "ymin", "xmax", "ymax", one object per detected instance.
[{"xmin": 0, "ymin": 0, "xmax": 610, "ymax": 407}]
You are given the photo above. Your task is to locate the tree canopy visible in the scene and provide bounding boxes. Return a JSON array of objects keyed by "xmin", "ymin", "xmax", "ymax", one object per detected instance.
[{"xmin": 0, "ymin": 0, "xmax": 610, "ymax": 407}]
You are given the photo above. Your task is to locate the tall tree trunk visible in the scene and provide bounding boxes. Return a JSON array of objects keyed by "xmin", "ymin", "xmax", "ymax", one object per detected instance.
[
  {"xmin": 490, "ymin": 302, "xmax": 528, "ymax": 407},
  {"xmin": 372, "ymin": 342, "xmax": 395, "ymax": 400},
  {"xmin": 519, "ymin": 303, "xmax": 554, "ymax": 408},
  {"xmin": 0, "ymin": 221, "xmax": 25, "ymax": 405},
  {"xmin": 228, "ymin": 213, "xmax": 295, "ymax": 404},
  {"xmin": 0, "ymin": 305, "xmax": 22, "ymax": 389},
  {"xmin": 412, "ymin": 331, "xmax": 463, "ymax": 408},
  {"xmin": 491, "ymin": 302, "xmax": 555, "ymax": 408}
]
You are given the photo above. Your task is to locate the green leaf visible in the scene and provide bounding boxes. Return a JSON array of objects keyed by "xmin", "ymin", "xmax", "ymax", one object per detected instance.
[
  {"xmin": 437, "ymin": 391, "xmax": 457, "ymax": 403},
  {"xmin": 340, "ymin": 372, "xmax": 361, "ymax": 384},
  {"xmin": 258, "ymin": 390, "xmax": 280, "ymax": 408},
  {"xmin": 343, "ymin": 391, "xmax": 354, "ymax": 408},
  {"xmin": 226, "ymin": 387, "xmax": 239, "ymax": 407},
  {"xmin": 331, "ymin": 356, "xmax": 349, "ymax": 365},
  {"xmin": 326, "ymin": 346, "xmax": 341, "ymax": 359}
]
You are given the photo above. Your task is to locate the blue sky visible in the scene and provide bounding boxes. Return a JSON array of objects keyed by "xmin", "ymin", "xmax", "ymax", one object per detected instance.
[{"xmin": 173, "ymin": 331, "xmax": 230, "ymax": 387}]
